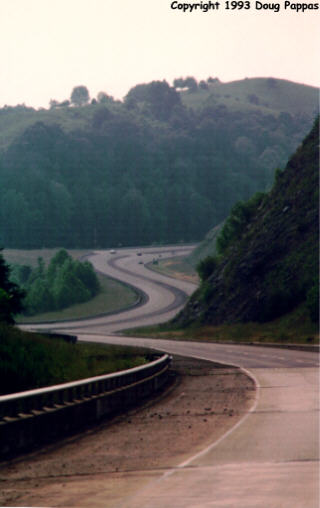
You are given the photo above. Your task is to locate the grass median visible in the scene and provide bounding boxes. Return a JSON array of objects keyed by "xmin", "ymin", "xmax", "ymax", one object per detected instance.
[{"xmin": 3, "ymin": 249, "xmax": 138, "ymax": 324}]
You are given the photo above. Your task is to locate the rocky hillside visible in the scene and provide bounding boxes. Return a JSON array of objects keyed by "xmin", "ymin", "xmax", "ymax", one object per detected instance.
[{"xmin": 176, "ymin": 117, "xmax": 319, "ymax": 326}]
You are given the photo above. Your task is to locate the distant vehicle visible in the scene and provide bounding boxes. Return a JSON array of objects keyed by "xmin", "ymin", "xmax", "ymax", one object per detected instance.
[
  {"xmin": 138, "ymin": 261, "xmax": 143, "ymax": 264},
  {"xmin": 110, "ymin": 250, "xmax": 116, "ymax": 254},
  {"xmin": 137, "ymin": 252, "xmax": 142, "ymax": 256}
]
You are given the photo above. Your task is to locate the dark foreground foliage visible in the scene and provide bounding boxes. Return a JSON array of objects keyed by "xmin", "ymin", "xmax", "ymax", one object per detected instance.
[
  {"xmin": 0, "ymin": 250, "xmax": 25, "ymax": 323},
  {"xmin": 0, "ymin": 324, "xmax": 147, "ymax": 395}
]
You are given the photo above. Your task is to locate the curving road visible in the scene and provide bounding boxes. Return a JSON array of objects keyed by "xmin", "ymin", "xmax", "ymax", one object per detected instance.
[
  {"xmin": 22, "ymin": 245, "xmax": 197, "ymax": 335},
  {"xmin": 22, "ymin": 246, "xmax": 319, "ymax": 507},
  {"xmin": 74, "ymin": 335, "xmax": 319, "ymax": 508}
]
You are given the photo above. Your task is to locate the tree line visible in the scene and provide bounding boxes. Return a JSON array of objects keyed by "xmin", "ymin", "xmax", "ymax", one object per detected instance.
[
  {"xmin": 10, "ymin": 249, "xmax": 100, "ymax": 316},
  {"xmin": 0, "ymin": 80, "xmax": 315, "ymax": 249}
]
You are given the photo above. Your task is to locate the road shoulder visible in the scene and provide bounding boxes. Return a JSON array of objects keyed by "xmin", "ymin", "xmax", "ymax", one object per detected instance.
[{"xmin": 0, "ymin": 356, "xmax": 255, "ymax": 507}]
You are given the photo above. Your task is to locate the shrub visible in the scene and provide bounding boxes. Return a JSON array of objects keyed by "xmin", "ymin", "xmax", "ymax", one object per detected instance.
[
  {"xmin": 197, "ymin": 256, "xmax": 218, "ymax": 281},
  {"xmin": 216, "ymin": 192, "xmax": 266, "ymax": 256},
  {"xmin": 12, "ymin": 249, "xmax": 101, "ymax": 316},
  {"xmin": 201, "ymin": 281, "xmax": 215, "ymax": 303}
]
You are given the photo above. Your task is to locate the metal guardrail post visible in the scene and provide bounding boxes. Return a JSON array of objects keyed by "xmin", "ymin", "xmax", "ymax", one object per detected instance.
[
  {"xmin": 0, "ymin": 354, "xmax": 170, "ymax": 421},
  {"xmin": 0, "ymin": 354, "xmax": 171, "ymax": 457}
]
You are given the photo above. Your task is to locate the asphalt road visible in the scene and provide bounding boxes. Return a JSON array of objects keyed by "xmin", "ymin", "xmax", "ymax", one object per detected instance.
[
  {"xmin": 76, "ymin": 335, "xmax": 319, "ymax": 508},
  {"xmin": 22, "ymin": 246, "xmax": 320, "ymax": 507},
  {"xmin": 22, "ymin": 245, "xmax": 197, "ymax": 334}
]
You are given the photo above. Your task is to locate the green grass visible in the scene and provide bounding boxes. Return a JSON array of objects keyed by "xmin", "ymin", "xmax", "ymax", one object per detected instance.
[
  {"xmin": 147, "ymin": 256, "xmax": 199, "ymax": 284},
  {"xmin": 0, "ymin": 324, "xmax": 149, "ymax": 394},
  {"xmin": 181, "ymin": 78, "xmax": 318, "ymax": 116},
  {"xmin": 125, "ymin": 304, "xmax": 319, "ymax": 345},
  {"xmin": 3, "ymin": 249, "xmax": 138, "ymax": 323},
  {"xmin": 3, "ymin": 248, "xmax": 87, "ymax": 267}
]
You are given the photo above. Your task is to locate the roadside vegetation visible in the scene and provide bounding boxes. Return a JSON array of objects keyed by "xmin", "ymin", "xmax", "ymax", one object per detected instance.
[
  {"xmin": 10, "ymin": 249, "xmax": 101, "ymax": 317},
  {"xmin": 173, "ymin": 117, "xmax": 319, "ymax": 330},
  {"xmin": 2, "ymin": 249, "xmax": 137, "ymax": 323},
  {"xmin": 125, "ymin": 303, "xmax": 318, "ymax": 345},
  {"xmin": 127, "ymin": 120, "xmax": 319, "ymax": 345},
  {"xmin": 0, "ymin": 251, "xmax": 148, "ymax": 395},
  {"xmin": 17, "ymin": 272, "xmax": 138, "ymax": 323},
  {"xmin": 147, "ymin": 256, "xmax": 199, "ymax": 284},
  {"xmin": 0, "ymin": 324, "xmax": 148, "ymax": 395}
]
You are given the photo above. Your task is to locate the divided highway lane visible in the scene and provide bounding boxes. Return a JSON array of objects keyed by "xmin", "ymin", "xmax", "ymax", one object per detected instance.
[
  {"xmin": 21, "ymin": 245, "xmax": 197, "ymax": 334},
  {"xmin": 75, "ymin": 335, "xmax": 319, "ymax": 508},
  {"xmin": 20, "ymin": 245, "xmax": 319, "ymax": 507},
  {"xmin": 75, "ymin": 335, "xmax": 320, "ymax": 369}
]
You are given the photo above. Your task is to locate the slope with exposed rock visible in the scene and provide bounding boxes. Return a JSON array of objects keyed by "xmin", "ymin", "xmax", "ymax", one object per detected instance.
[{"xmin": 175, "ymin": 117, "xmax": 319, "ymax": 326}]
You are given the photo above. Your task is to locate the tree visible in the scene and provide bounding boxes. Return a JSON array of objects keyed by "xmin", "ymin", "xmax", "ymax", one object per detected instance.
[
  {"xmin": 199, "ymin": 80, "xmax": 209, "ymax": 90},
  {"xmin": 97, "ymin": 91, "xmax": 113, "ymax": 103},
  {"xmin": 125, "ymin": 80, "xmax": 181, "ymax": 121},
  {"xmin": 173, "ymin": 76, "xmax": 198, "ymax": 91},
  {"xmin": 207, "ymin": 77, "xmax": 220, "ymax": 83},
  {"xmin": 216, "ymin": 193, "xmax": 266, "ymax": 255},
  {"xmin": 49, "ymin": 99, "xmax": 59, "ymax": 109},
  {"xmin": 24, "ymin": 278, "xmax": 54, "ymax": 315},
  {"xmin": 197, "ymin": 256, "xmax": 218, "ymax": 281},
  {"xmin": 47, "ymin": 249, "xmax": 71, "ymax": 283},
  {"xmin": 184, "ymin": 76, "xmax": 198, "ymax": 92},
  {"xmin": 52, "ymin": 260, "xmax": 90, "ymax": 309},
  {"xmin": 173, "ymin": 77, "xmax": 185, "ymax": 89},
  {"xmin": 73, "ymin": 260, "xmax": 100, "ymax": 296},
  {"xmin": 70, "ymin": 86, "xmax": 90, "ymax": 106},
  {"xmin": 0, "ymin": 250, "xmax": 25, "ymax": 323}
]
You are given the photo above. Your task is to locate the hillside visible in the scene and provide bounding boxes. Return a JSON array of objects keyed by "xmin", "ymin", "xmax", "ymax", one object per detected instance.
[
  {"xmin": 175, "ymin": 117, "xmax": 319, "ymax": 326},
  {"xmin": 0, "ymin": 78, "xmax": 318, "ymax": 249},
  {"xmin": 180, "ymin": 77, "xmax": 319, "ymax": 116},
  {"xmin": 0, "ymin": 77, "xmax": 317, "ymax": 152},
  {"xmin": 187, "ymin": 222, "xmax": 224, "ymax": 267}
]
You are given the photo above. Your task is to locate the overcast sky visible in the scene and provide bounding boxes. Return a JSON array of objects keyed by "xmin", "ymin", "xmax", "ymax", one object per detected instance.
[{"xmin": 1, "ymin": 0, "xmax": 319, "ymax": 108}]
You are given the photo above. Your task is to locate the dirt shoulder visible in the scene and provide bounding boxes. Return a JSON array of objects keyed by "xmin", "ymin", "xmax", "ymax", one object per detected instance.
[{"xmin": 0, "ymin": 356, "xmax": 255, "ymax": 507}]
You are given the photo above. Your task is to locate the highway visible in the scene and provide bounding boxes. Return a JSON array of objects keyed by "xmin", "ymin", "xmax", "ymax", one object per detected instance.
[
  {"xmin": 22, "ymin": 246, "xmax": 319, "ymax": 507},
  {"xmin": 23, "ymin": 245, "xmax": 197, "ymax": 334}
]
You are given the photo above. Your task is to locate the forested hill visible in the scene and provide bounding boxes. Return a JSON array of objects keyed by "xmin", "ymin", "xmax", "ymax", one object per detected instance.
[
  {"xmin": 175, "ymin": 117, "xmax": 319, "ymax": 326},
  {"xmin": 0, "ymin": 77, "xmax": 318, "ymax": 249}
]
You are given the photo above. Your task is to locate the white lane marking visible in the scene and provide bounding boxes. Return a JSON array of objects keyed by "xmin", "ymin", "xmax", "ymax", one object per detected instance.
[{"xmin": 161, "ymin": 359, "xmax": 260, "ymax": 478}]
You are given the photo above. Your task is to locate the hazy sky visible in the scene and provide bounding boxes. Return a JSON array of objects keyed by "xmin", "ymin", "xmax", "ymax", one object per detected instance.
[{"xmin": 1, "ymin": 0, "xmax": 319, "ymax": 108}]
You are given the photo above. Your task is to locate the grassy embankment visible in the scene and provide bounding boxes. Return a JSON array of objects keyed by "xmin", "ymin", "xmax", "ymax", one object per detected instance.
[
  {"xmin": 146, "ymin": 256, "xmax": 199, "ymax": 284},
  {"xmin": 3, "ymin": 249, "xmax": 138, "ymax": 323},
  {"xmin": 1, "ymin": 250, "xmax": 148, "ymax": 395},
  {"xmin": 133, "ymin": 257, "xmax": 318, "ymax": 345},
  {"xmin": 0, "ymin": 324, "xmax": 149, "ymax": 395}
]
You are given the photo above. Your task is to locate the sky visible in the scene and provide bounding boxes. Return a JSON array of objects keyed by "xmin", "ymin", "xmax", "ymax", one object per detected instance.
[{"xmin": 0, "ymin": 0, "xmax": 319, "ymax": 108}]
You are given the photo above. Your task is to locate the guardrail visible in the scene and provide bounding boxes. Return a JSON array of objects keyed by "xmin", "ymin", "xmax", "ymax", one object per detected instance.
[{"xmin": 0, "ymin": 354, "xmax": 171, "ymax": 458}]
